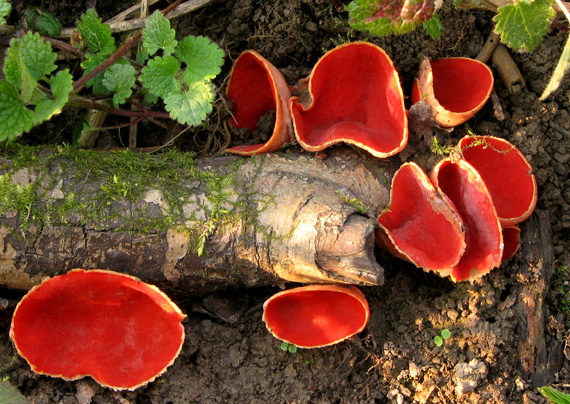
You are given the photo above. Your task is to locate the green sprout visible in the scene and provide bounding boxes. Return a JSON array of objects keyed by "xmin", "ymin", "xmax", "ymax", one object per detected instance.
[
  {"xmin": 433, "ymin": 328, "xmax": 452, "ymax": 347},
  {"xmin": 538, "ymin": 385, "xmax": 570, "ymax": 404},
  {"xmin": 280, "ymin": 342, "xmax": 298, "ymax": 353}
]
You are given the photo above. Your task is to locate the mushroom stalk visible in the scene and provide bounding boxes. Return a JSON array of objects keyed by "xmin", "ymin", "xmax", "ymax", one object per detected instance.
[{"xmin": 0, "ymin": 147, "xmax": 392, "ymax": 296}]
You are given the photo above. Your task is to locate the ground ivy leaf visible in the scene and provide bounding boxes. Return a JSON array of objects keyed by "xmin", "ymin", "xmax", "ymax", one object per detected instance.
[
  {"xmin": 77, "ymin": 9, "xmax": 116, "ymax": 56},
  {"xmin": 81, "ymin": 53, "xmax": 110, "ymax": 96},
  {"xmin": 0, "ymin": 0, "xmax": 12, "ymax": 26},
  {"xmin": 142, "ymin": 10, "xmax": 177, "ymax": 56},
  {"xmin": 140, "ymin": 55, "xmax": 181, "ymax": 98},
  {"xmin": 19, "ymin": 32, "xmax": 57, "ymax": 80},
  {"xmin": 0, "ymin": 81, "xmax": 35, "ymax": 141},
  {"xmin": 25, "ymin": 7, "xmax": 63, "ymax": 37},
  {"xmin": 423, "ymin": 13, "xmax": 442, "ymax": 39},
  {"xmin": 176, "ymin": 36, "xmax": 224, "ymax": 83},
  {"xmin": 164, "ymin": 81, "xmax": 214, "ymax": 126},
  {"xmin": 102, "ymin": 63, "xmax": 136, "ymax": 105},
  {"xmin": 493, "ymin": 0, "xmax": 555, "ymax": 52},
  {"xmin": 34, "ymin": 69, "xmax": 73, "ymax": 124}
]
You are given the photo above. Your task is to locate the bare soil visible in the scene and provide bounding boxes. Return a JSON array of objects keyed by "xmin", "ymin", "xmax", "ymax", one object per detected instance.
[{"xmin": 1, "ymin": 0, "xmax": 570, "ymax": 403}]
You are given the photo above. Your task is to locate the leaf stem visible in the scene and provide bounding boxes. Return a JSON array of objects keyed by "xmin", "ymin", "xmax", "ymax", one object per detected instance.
[{"xmin": 68, "ymin": 96, "xmax": 171, "ymax": 119}]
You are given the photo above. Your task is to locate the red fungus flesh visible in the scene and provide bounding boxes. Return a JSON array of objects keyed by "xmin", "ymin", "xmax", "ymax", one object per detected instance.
[
  {"xmin": 430, "ymin": 58, "xmax": 493, "ymax": 113},
  {"xmin": 225, "ymin": 50, "xmax": 291, "ymax": 155},
  {"xmin": 376, "ymin": 162, "xmax": 466, "ymax": 272},
  {"xmin": 10, "ymin": 269, "xmax": 185, "ymax": 390},
  {"xmin": 262, "ymin": 285, "xmax": 369, "ymax": 348},
  {"xmin": 431, "ymin": 159, "xmax": 503, "ymax": 281},
  {"xmin": 290, "ymin": 41, "xmax": 408, "ymax": 158},
  {"xmin": 502, "ymin": 224, "xmax": 521, "ymax": 263},
  {"xmin": 458, "ymin": 135, "xmax": 537, "ymax": 225}
]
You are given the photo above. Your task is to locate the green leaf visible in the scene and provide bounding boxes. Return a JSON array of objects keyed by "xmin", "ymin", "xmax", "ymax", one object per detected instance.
[
  {"xmin": 0, "ymin": 0, "xmax": 12, "ymax": 26},
  {"xmin": 25, "ymin": 7, "xmax": 63, "ymax": 37},
  {"xmin": 140, "ymin": 55, "xmax": 181, "ymax": 98},
  {"xmin": 3, "ymin": 40, "xmax": 35, "ymax": 102},
  {"xmin": 102, "ymin": 63, "xmax": 136, "ymax": 105},
  {"xmin": 441, "ymin": 329, "xmax": 451, "ymax": 339},
  {"xmin": 493, "ymin": 0, "xmax": 555, "ymax": 52},
  {"xmin": 423, "ymin": 13, "xmax": 442, "ymax": 39},
  {"xmin": 538, "ymin": 386, "xmax": 570, "ymax": 404},
  {"xmin": 433, "ymin": 335, "xmax": 443, "ymax": 347},
  {"xmin": 77, "ymin": 9, "xmax": 116, "ymax": 56},
  {"xmin": 176, "ymin": 36, "xmax": 224, "ymax": 83},
  {"xmin": 81, "ymin": 54, "xmax": 110, "ymax": 96},
  {"xmin": 347, "ymin": 0, "xmax": 439, "ymax": 36},
  {"xmin": 164, "ymin": 81, "xmax": 214, "ymax": 126},
  {"xmin": 19, "ymin": 32, "xmax": 57, "ymax": 80},
  {"xmin": 142, "ymin": 10, "xmax": 177, "ymax": 56},
  {"xmin": 288, "ymin": 344, "xmax": 297, "ymax": 353},
  {"xmin": 280, "ymin": 342, "xmax": 288, "ymax": 352},
  {"xmin": 0, "ymin": 81, "xmax": 35, "ymax": 141},
  {"xmin": 34, "ymin": 69, "xmax": 73, "ymax": 124}
]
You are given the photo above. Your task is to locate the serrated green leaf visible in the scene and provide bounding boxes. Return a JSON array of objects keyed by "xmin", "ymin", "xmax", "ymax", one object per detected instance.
[
  {"xmin": 493, "ymin": 0, "xmax": 555, "ymax": 52},
  {"xmin": 176, "ymin": 36, "xmax": 224, "ymax": 83},
  {"xmin": 34, "ymin": 69, "xmax": 73, "ymax": 124},
  {"xmin": 0, "ymin": 81, "xmax": 35, "ymax": 141},
  {"xmin": 81, "ymin": 53, "xmax": 110, "ymax": 96},
  {"xmin": 3, "ymin": 40, "xmax": 35, "ymax": 102},
  {"xmin": 347, "ymin": 0, "xmax": 438, "ymax": 36},
  {"xmin": 77, "ymin": 9, "xmax": 116, "ymax": 56},
  {"xmin": 423, "ymin": 13, "xmax": 442, "ymax": 39},
  {"xmin": 140, "ymin": 55, "xmax": 181, "ymax": 98},
  {"xmin": 19, "ymin": 32, "xmax": 57, "ymax": 80},
  {"xmin": 25, "ymin": 7, "xmax": 62, "ymax": 37},
  {"xmin": 102, "ymin": 63, "xmax": 136, "ymax": 105},
  {"xmin": 142, "ymin": 10, "xmax": 177, "ymax": 56},
  {"xmin": 164, "ymin": 81, "xmax": 214, "ymax": 126},
  {"xmin": 0, "ymin": 0, "xmax": 12, "ymax": 26}
]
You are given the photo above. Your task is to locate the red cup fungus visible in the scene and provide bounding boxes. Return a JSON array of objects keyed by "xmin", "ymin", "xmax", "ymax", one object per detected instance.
[
  {"xmin": 501, "ymin": 224, "xmax": 521, "ymax": 263},
  {"xmin": 290, "ymin": 41, "xmax": 408, "ymax": 158},
  {"xmin": 225, "ymin": 50, "xmax": 292, "ymax": 155},
  {"xmin": 376, "ymin": 162, "xmax": 466, "ymax": 273},
  {"xmin": 458, "ymin": 135, "xmax": 537, "ymax": 226},
  {"xmin": 262, "ymin": 284, "xmax": 369, "ymax": 348},
  {"xmin": 10, "ymin": 269, "xmax": 186, "ymax": 390},
  {"xmin": 412, "ymin": 58, "xmax": 494, "ymax": 127},
  {"xmin": 431, "ymin": 158, "xmax": 503, "ymax": 282}
]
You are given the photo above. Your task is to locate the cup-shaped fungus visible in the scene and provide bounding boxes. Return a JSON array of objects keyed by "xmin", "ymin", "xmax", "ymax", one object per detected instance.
[
  {"xmin": 376, "ymin": 162, "xmax": 466, "ymax": 273},
  {"xmin": 431, "ymin": 158, "xmax": 503, "ymax": 281},
  {"xmin": 458, "ymin": 135, "xmax": 537, "ymax": 226},
  {"xmin": 262, "ymin": 285, "xmax": 369, "ymax": 348},
  {"xmin": 225, "ymin": 50, "xmax": 292, "ymax": 155},
  {"xmin": 413, "ymin": 58, "xmax": 494, "ymax": 127},
  {"xmin": 502, "ymin": 224, "xmax": 521, "ymax": 262},
  {"xmin": 290, "ymin": 41, "xmax": 408, "ymax": 158},
  {"xmin": 10, "ymin": 269, "xmax": 186, "ymax": 391}
]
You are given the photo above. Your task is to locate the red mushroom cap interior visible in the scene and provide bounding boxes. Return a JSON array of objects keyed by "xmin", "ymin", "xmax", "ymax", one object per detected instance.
[
  {"xmin": 376, "ymin": 162, "xmax": 466, "ymax": 272},
  {"xmin": 501, "ymin": 224, "xmax": 521, "ymax": 263},
  {"xmin": 262, "ymin": 284, "xmax": 369, "ymax": 348},
  {"xmin": 431, "ymin": 159, "xmax": 503, "ymax": 282},
  {"xmin": 10, "ymin": 269, "xmax": 186, "ymax": 391},
  {"xmin": 290, "ymin": 41, "xmax": 408, "ymax": 158},
  {"xmin": 225, "ymin": 50, "xmax": 292, "ymax": 155},
  {"xmin": 458, "ymin": 135, "xmax": 537, "ymax": 226},
  {"xmin": 413, "ymin": 58, "xmax": 494, "ymax": 127}
]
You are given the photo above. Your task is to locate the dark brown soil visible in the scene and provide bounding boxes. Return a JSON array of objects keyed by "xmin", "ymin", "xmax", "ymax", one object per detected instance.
[{"xmin": 1, "ymin": 0, "xmax": 570, "ymax": 403}]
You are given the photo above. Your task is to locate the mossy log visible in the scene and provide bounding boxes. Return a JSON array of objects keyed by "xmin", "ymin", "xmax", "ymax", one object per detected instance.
[{"xmin": 0, "ymin": 146, "xmax": 396, "ymax": 297}]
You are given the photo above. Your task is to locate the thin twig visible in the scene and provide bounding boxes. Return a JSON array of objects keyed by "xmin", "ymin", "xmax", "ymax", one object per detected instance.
[{"xmin": 68, "ymin": 96, "xmax": 171, "ymax": 119}]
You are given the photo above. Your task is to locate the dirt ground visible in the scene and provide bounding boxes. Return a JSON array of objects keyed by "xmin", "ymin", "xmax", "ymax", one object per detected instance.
[{"xmin": 1, "ymin": 0, "xmax": 570, "ymax": 403}]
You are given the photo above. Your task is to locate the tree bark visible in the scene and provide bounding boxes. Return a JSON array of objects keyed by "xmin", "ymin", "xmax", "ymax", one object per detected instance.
[{"xmin": 0, "ymin": 147, "xmax": 396, "ymax": 297}]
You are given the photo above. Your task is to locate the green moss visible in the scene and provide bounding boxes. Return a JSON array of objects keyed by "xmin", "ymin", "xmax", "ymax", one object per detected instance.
[{"xmin": 0, "ymin": 144, "xmax": 276, "ymax": 255}]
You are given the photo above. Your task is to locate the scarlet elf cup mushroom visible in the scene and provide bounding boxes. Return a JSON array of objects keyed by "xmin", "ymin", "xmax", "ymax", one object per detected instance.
[
  {"xmin": 10, "ymin": 269, "xmax": 186, "ymax": 391},
  {"xmin": 262, "ymin": 284, "xmax": 370, "ymax": 348}
]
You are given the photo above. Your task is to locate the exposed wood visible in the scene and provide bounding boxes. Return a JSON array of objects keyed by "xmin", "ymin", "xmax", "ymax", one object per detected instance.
[
  {"xmin": 0, "ymin": 148, "xmax": 395, "ymax": 298},
  {"xmin": 516, "ymin": 209, "xmax": 563, "ymax": 388}
]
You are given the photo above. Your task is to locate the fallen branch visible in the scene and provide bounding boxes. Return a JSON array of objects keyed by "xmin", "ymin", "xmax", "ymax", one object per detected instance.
[{"xmin": 0, "ymin": 147, "xmax": 393, "ymax": 297}]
